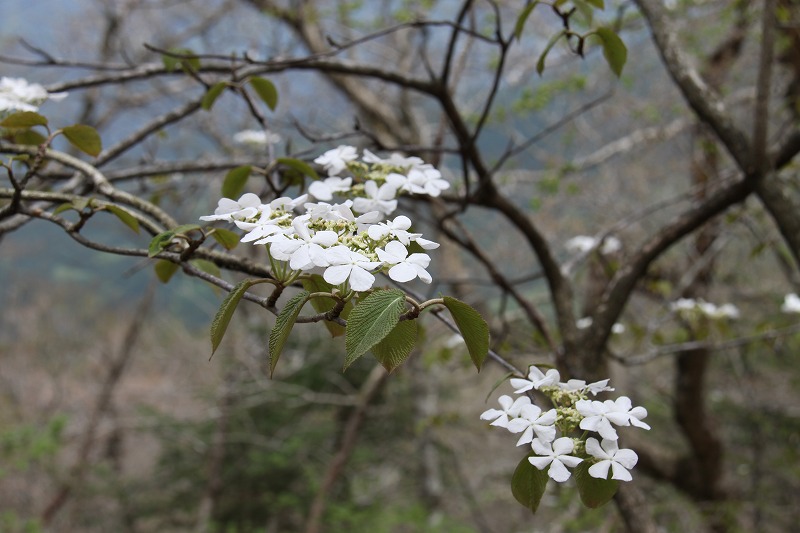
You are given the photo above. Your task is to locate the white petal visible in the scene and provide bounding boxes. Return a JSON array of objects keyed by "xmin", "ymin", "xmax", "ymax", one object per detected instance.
[
  {"xmin": 480, "ymin": 408, "xmax": 503, "ymax": 421},
  {"xmin": 588, "ymin": 461, "xmax": 612, "ymax": 480},
  {"xmin": 506, "ymin": 418, "xmax": 528, "ymax": 434},
  {"xmin": 531, "ymin": 438, "xmax": 552, "ymax": 456},
  {"xmin": 348, "ymin": 266, "xmax": 376, "ymax": 292},
  {"xmin": 509, "ymin": 378, "xmax": 534, "ymax": 393},
  {"xmin": 559, "ymin": 455, "xmax": 583, "ymax": 468},
  {"xmin": 610, "ymin": 462, "xmax": 633, "ymax": 481},
  {"xmin": 551, "ymin": 437, "xmax": 575, "ymax": 456},
  {"xmin": 548, "ymin": 459, "xmax": 572, "ymax": 482},
  {"xmin": 528, "ymin": 456, "xmax": 552, "ymax": 471},
  {"xmin": 384, "ymin": 240, "xmax": 408, "ymax": 259},
  {"xmin": 497, "ymin": 395, "xmax": 514, "ymax": 411},
  {"xmin": 585, "ymin": 438, "xmax": 608, "ymax": 460},
  {"xmin": 388, "ymin": 262, "xmax": 417, "ymax": 283},
  {"xmin": 324, "ymin": 265, "xmax": 352, "ymax": 286},
  {"xmin": 612, "ymin": 449, "xmax": 639, "ymax": 470}
]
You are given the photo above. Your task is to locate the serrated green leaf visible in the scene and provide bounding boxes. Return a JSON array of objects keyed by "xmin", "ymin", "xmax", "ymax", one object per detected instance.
[
  {"xmin": 269, "ymin": 290, "xmax": 309, "ymax": 376},
  {"xmin": 372, "ymin": 319, "xmax": 417, "ymax": 373},
  {"xmin": 202, "ymin": 82, "xmax": 228, "ymax": 111},
  {"xmin": 443, "ymin": 296, "xmax": 489, "ymax": 371},
  {"xmin": 301, "ymin": 275, "xmax": 350, "ymax": 337},
  {"xmin": 12, "ymin": 129, "xmax": 48, "ymax": 145},
  {"xmin": 585, "ymin": 0, "xmax": 604, "ymax": 8},
  {"xmin": 277, "ymin": 157, "xmax": 319, "ymax": 179},
  {"xmin": 595, "ymin": 27, "xmax": 627, "ymax": 77},
  {"xmin": 105, "ymin": 204, "xmax": 140, "ymax": 234},
  {"xmin": 154, "ymin": 260, "xmax": 180, "ymax": 283},
  {"xmin": 221, "ymin": 165, "xmax": 251, "ymax": 199},
  {"xmin": 344, "ymin": 289, "xmax": 405, "ymax": 370},
  {"xmin": 190, "ymin": 258, "xmax": 221, "ymax": 279},
  {"xmin": 211, "ymin": 279, "xmax": 258, "ymax": 356},
  {"xmin": 62, "ymin": 124, "xmax": 102, "ymax": 157},
  {"xmin": 537, "ymin": 30, "xmax": 567, "ymax": 75},
  {"xmin": 513, "ymin": 2, "xmax": 539, "ymax": 41},
  {"xmin": 249, "ymin": 76, "xmax": 278, "ymax": 111},
  {"xmin": 210, "ymin": 228, "xmax": 240, "ymax": 250},
  {"xmin": 511, "ymin": 454, "xmax": 549, "ymax": 513},
  {"xmin": 0, "ymin": 111, "xmax": 48, "ymax": 128},
  {"xmin": 573, "ymin": 461, "xmax": 619, "ymax": 508}
]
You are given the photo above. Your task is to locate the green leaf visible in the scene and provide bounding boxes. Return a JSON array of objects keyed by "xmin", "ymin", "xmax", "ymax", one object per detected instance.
[
  {"xmin": 105, "ymin": 204, "xmax": 140, "ymax": 234},
  {"xmin": 277, "ymin": 157, "xmax": 319, "ymax": 180},
  {"xmin": 162, "ymin": 48, "xmax": 200, "ymax": 73},
  {"xmin": 537, "ymin": 30, "xmax": 567, "ymax": 75},
  {"xmin": 573, "ymin": 461, "xmax": 619, "ymax": 508},
  {"xmin": 372, "ymin": 319, "xmax": 417, "ymax": 373},
  {"xmin": 0, "ymin": 111, "xmax": 48, "ymax": 128},
  {"xmin": 148, "ymin": 224, "xmax": 202, "ymax": 257},
  {"xmin": 443, "ymin": 296, "xmax": 490, "ymax": 371},
  {"xmin": 12, "ymin": 129, "xmax": 48, "ymax": 145},
  {"xmin": 210, "ymin": 279, "xmax": 259, "ymax": 356},
  {"xmin": 190, "ymin": 258, "xmax": 221, "ymax": 279},
  {"xmin": 52, "ymin": 202, "xmax": 74, "ymax": 216},
  {"xmin": 221, "ymin": 165, "xmax": 251, "ymax": 199},
  {"xmin": 154, "ymin": 260, "xmax": 180, "ymax": 283},
  {"xmin": 513, "ymin": 2, "xmax": 539, "ymax": 41},
  {"xmin": 511, "ymin": 454, "xmax": 549, "ymax": 513},
  {"xmin": 249, "ymin": 76, "xmax": 278, "ymax": 111},
  {"xmin": 595, "ymin": 27, "xmax": 627, "ymax": 77},
  {"xmin": 301, "ymin": 275, "xmax": 350, "ymax": 337},
  {"xmin": 344, "ymin": 289, "xmax": 405, "ymax": 370},
  {"xmin": 202, "ymin": 82, "xmax": 228, "ymax": 111},
  {"xmin": 585, "ymin": 0, "xmax": 604, "ymax": 8},
  {"xmin": 210, "ymin": 228, "xmax": 240, "ymax": 250},
  {"xmin": 269, "ymin": 290, "xmax": 309, "ymax": 376},
  {"xmin": 62, "ymin": 124, "xmax": 102, "ymax": 157}
]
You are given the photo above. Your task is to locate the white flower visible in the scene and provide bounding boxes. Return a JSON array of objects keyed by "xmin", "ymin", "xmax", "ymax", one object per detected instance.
[
  {"xmin": 314, "ymin": 145, "xmax": 358, "ymax": 176},
  {"xmin": 233, "ymin": 129, "xmax": 281, "ymax": 147},
  {"xmin": 585, "ymin": 438, "xmax": 638, "ymax": 482},
  {"xmin": 528, "ymin": 437, "xmax": 583, "ymax": 482},
  {"xmin": 402, "ymin": 166, "xmax": 450, "ymax": 197},
  {"xmin": 611, "ymin": 323, "xmax": 626, "ymax": 334},
  {"xmin": 269, "ymin": 216, "xmax": 339, "ymax": 270},
  {"xmin": 565, "ymin": 236, "xmax": 596, "ymax": 254},
  {"xmin": 353, "ymin": 180, "xmax": 398, "ymax": 215},
  {"xmin": 362, "ymin": 149, "xmax": 425, "ymax": 169},
  {"xmin": 270, "ymin": 194, "xmax": 308, "ymax": 212},
  {"xmin": 235, "ymin": 209, "xmax": 289, "ymax": 243},
  {"xmin": 0, "ymin": 77, "xmax": 67, "ymax": 113},
  {"xmin": 576, "ymin": 396, "xmax": 650, "ymax": 441},
  {"xmin": 583, "ymin": 379, "xmax": 615, "ymax": 396},
  {"xmin": 509, "ymin": 366, "xmax": 561, "ymax": 394},
  {"xmin": 480, "ymin": 395, "xmax": 532, "ymax": 428},
  {"xmin": 376, "ymin": 241, "xmax": 432, "ymax": 283},
  {"xmin": 323, "ymin": 246, "xmax": 381, "ymax": 291},
  {"xmin": 710, "ymin": 303, "xmax": 740, "ymax": 320},
  {"xmin": 506, "ymin": 405, "xmax": 558, "ymax": 446},
  {"xmin": 576, "ymin": 317, "xmax": 593, "ymax": 329},
  {"xmin": 308, "ymin": 177, "xmax": 352, "ymax": 201},
  {"xmin": 671, "ymin": 298, "xmax": 739, "ymax": 320},
  {"xmin": 781, "ymin": 293, "xmax": 800, "ymax": 314},
  {"xmin": 600, "ymin": 236, "xmax": 622, "ymax": 255},
  {"xmin": 670, "ymin": 298, "xmax": 697, "ymax": 312},
  {"xmin": 367, "ymin": 215, "xmax": 413, "ymax": 244},
  {"xmin": 410, "ymin": 235, "xmax": 440, "ymax": 250},
  {"xmin": 200, "ymin": 193, "xmax": 262, "ymax": 222}
]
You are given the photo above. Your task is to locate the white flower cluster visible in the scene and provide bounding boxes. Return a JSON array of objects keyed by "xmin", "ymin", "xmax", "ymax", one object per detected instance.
[
  {"xmin": 481, "ymin": 366, "xmax": 650, "ymax": 483},
  {"xmin": 233, "ymin": 129, "xmax": 282, "ymax": 147},
  {"xmin": 781, "ymin": 293, "xmax": 800, "ymax": 314},
  {"xmin": 565, "ymin": 235, "xmax": 621, "ymax": 255},
  {"xmin": 0, "ymin": 77, "xmax": 68, "ymax": 115},
  {"xmin": 670, "ymin": 298, "xmax": 740, "ymax": 320},
  {"xmin": 200, "ymin": 146, "xmax": 448, "ymax": 291}
]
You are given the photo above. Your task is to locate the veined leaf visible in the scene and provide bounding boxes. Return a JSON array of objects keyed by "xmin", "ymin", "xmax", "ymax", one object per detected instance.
[
  {"xmin": 511, "ymin": 454, "xmax": 549, "ymax": 513},
  {"xmin": 585, "ymin": 0, "xmax": 604, "ymax": 8},
  {"xmin": 148, "ymin": 224, "xmax": 202, "ymax": 257},
  {"xmin": 190, "ymin": 258, "xmax": 221, "ymax": 279},
  {"xmin": 269, "ymin": 290, "xmax": 309, "ymax": 376},
  {"xmin": 13, "ymin": 129, "xmax": 48, "ymax": 145},
  {"xmin": 277, "ymin": 157, "xmax": 319, "ymax": 179},
  {"xmin": 344, "ymin": 289, "xmax": 405, "ymax": 370},
  {"xmin": 202, "ymin": 82, "xmax": 228, "ymax": 111},
  {"xmin": 211, "ymin": 279, "xmax": 259, "ymax": 356},
  {"xmin": 62, "ymin": 124, "xmax": 102, "ymax": 157},
  {"xmin": 0, "ymin": 111, "xmax": 48, "ymax": 128},
  {"xmin": 249, "ymin": 76, "xmax": 278, "ymax": 111},
  {"xmin": 371, "ymin": 319, "xmax": 417, "ymax": 373},
  {"xmin": 105, "ymin": 204, "xmax": 140, "ymax": 234},
  {"xmin": 210, "ymin": 228, "xmax": 240, "ymax": 250},
  {"xmin": 221, "ymin": 165, "xmax": 251, "ymax": 199},
  {"xmin": 443, "ymin": 296, "xmax": 489, "ymax": 371},
  {"xmin": 52, "ymin": 202, "xmax": 75, "ymax": 216},
  {"xmin": 574, "ymin": 461, "xmax": 619, "ymax": 508},
  {"xmin": 154, "ymin": 260, "xmax": 180, "ymax": 283},
  {"xmin": 595, "ymin": 27, "xmax": 627, "ymax": 77}
]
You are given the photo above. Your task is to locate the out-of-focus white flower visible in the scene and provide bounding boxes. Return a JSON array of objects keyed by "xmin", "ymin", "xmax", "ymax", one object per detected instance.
[
  {"xmin": 529, "ymin": 437, "xmax": 583, "ymax": 482},
  {"xmin": 0, "ymin": 77, "xmax": 67, "ymax": 113},
  {"xmin": 314, "ymin": 145, "xmax": 358, "ymax": 176},
  {"xmin": 781, "ymin": 293, "xmax": 800, "ymax": 314},
  {"xmin": 585, "ymin": 438, "xmax": 638, "ymax": 482},
  {"xmin": 671, "ymin": 298, "xmax": 739, "ymax": 320},
  {"xmin": 576, "ymin": 317, "xmax": 593, "ymax": 329},
  {"xmin": 233, "ymin": 129, "xmax": 281, "ymax": 147},
  {"xmin": 308, "ymin": 177, "xmax": 352, "ymax": 201},
  {"xmin": 612, "ymin": 323, "xmax": 626, "ymax": 334},
  {"xmin": 362, "ymin": 149, "xmax": 424, "ymax": 169},
  {"xmin": 565, "ymin": 235, "xmax": 620, "ymax": 255}
]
